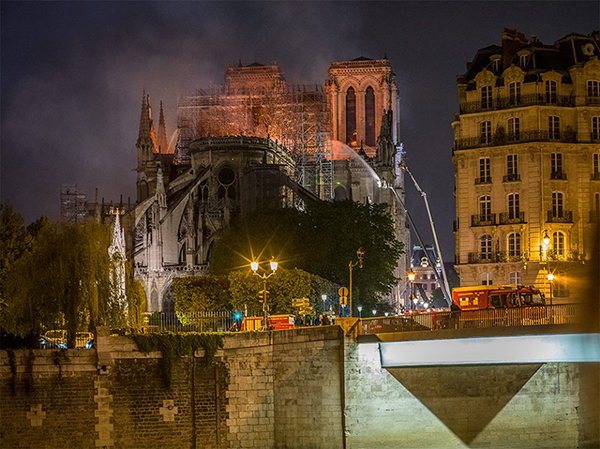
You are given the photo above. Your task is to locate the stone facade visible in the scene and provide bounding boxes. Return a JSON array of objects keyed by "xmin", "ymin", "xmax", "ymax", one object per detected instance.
[
  {"xmin": 132, "ymin": 57, "xmax": 411, "ymax": 312},
  {"xmin": 452, "ymin": 29, "xmax": 600, "ymax": 299},
  {"xmin": 1, "ymin": 327, "xmax": 598, "ymax": 449}
]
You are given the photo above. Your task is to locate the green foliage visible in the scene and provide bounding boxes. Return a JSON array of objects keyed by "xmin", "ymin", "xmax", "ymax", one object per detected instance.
[
  {"xmin": 228, "ymin": 268, "xmax": 314, "ymax": 314},
  {"xmin": 174, "ymin": 276, "xmax": 232, "ymax": 315},
  {"xmin": 0, "ymin": 219, "xmax": 125, "ymax": 346},
  {"xmin": 125, "ymin": 261, "xmax": 148, "ymax": 331},
  {"xmin": 128, "ymin": 332, "xmax": 225, "ymax": 389},
  {"xmin": 209, "ymin": 201, "xmax": 403, "ymax": 313}
]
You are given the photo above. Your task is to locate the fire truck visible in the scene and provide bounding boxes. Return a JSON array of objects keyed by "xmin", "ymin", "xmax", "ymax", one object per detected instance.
[{"xmin": 452, "ymin": 285, "xmax": 545, "ymax": 310}]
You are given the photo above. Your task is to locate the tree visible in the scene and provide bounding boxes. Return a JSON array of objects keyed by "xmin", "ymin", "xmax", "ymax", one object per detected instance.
[
  {"xmin": 210, "ymin": 201, "xmax": 403, "ymax": 313},
  {"xmin": 0, "ymin": 220, "xmax": 127, "ymax": 347},
  {"xmin": 228, "ymin": 268, "xmax": 314, "ymax": 315},
  {"xmin": 174, "ymin": 275, "xmax": 232, "ymax": 314}
]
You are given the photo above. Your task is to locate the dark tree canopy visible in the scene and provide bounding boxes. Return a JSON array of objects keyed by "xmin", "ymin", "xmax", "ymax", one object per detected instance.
[{"xmin": 209, "ymin": 200, "xmax": 403, "ymax": 312}]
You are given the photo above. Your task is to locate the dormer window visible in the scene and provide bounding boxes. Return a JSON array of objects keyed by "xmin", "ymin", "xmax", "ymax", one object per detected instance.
[
  {"xmin": 519, "ymin": 53, "xmax": 529, "ymax": 68},
  {"xmin": 490, "ymin": 55, "xmax": 501, "ymax": 74}
]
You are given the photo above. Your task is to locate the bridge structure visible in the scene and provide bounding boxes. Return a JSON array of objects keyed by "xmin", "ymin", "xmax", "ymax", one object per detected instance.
[{"xmin": 337, "ymin": 303, "xmax": 600, "ymax": 448}]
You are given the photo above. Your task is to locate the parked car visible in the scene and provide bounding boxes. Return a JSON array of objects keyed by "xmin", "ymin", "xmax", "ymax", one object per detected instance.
[{"xmin": 40, "ymin": 330, "xmax": 94, "ymax": 349}]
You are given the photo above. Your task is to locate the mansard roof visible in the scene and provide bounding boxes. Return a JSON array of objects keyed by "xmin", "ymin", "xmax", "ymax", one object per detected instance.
[{"xmin": 459, "ymin": 30, "xmax": 600, "ymax": 86}]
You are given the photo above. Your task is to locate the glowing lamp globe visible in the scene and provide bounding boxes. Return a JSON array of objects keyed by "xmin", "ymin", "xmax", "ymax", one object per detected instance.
[
  {"xmin": 251, "ymin": 261, "xmax": 259, "ymax": 272},
  {"xmin": 270, "ymin": 260, "xmax": 278, "ymax": 272}
]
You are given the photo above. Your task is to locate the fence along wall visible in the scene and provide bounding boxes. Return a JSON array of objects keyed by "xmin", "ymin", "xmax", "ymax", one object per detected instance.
[{"xmin": 0, "ymin": 326, "xmax": 344, "ymax": 449}]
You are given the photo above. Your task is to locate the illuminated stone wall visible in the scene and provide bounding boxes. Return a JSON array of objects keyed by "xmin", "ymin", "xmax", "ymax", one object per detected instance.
[
  {"xmin": 343, "ymin": 340, "xmax": 599, "ymax": 449},
  {"xmin": 0, "ymin": 326, "xmax": 344, "ymax": 449}
]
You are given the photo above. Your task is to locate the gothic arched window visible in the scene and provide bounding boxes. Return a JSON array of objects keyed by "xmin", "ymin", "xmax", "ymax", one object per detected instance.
[
  {"xmin": 365, "ymin": 86, "xmax": 376, "ymax": 146},
  {"xmin": 346, "ymin": 87, "xmax": 357, "ymax": 145}
]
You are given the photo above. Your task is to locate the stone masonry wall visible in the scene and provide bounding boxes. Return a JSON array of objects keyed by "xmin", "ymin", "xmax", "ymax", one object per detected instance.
[
  {"xmin": 343, "ymin": 339, "xmax": 599, "ymax": 449},
  {"xmin": 0, "ymin": 326, "xmax": 343, "ymax": 449}
]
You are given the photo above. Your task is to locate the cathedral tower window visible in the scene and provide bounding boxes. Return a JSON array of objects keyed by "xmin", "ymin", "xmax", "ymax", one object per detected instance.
[
  {"xmin": 365, "ymin": 86, "xmax": 376, "ymax": 147},
  {"xmin": 346, "ymin": 87, "xmax": 357, "ymax": 145}
]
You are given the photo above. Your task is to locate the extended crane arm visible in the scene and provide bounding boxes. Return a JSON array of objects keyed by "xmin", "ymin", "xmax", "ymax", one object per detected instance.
[{"xmin": 398, "ymin": 164, "xmax": 453, "ymax": 306}]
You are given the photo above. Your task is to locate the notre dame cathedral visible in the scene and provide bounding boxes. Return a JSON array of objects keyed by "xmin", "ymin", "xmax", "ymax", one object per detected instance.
[{"xmin": 128, "ymin": 57, "xmax": 410, "ymax": 312}]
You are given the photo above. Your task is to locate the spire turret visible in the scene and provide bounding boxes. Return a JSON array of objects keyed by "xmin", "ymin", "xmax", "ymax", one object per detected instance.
[
  {"xmin": 157, "ymin": 101, "xmax": 170, "ymax": 154},
  {"xmin": 137, "ymin": 90, "xmax": 158, "ymax": 154}
]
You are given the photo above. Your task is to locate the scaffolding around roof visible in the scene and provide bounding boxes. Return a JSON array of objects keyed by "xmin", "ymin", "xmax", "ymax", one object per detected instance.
[{"xmin": 175, "ymin": 83, "xmax": 333, "ymax": 200}]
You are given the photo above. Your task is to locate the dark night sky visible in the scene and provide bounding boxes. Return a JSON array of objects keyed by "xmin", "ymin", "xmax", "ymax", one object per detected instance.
[{"xmin": 2, "ymin": 1, "xmax": 598, "ymax": 259}]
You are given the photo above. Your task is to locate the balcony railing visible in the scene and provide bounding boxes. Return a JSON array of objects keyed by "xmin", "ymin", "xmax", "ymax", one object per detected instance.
[
  {"xmin": 546, "ymin": 250, "xmax": 582, "ymax": 262},
  {"xmin": 459, "ymin": 94, "xmax": 575, "ymax": 114},
  {"xmin": 499, "ymin": 211, "xmax": 526, "ymax": 225},
  {"xmin": 468, "ymin": 251, "xmax": 528, "ymax": 264},
  {"xmin": 587, "ymin": 96, "xmax": 600, "ymax": 106},
  {"xmin": 503, "ymin": 173, "xmax": 521, "ymax": 182},
  {"xmin": 591, "ymin": 172, "xmax": 600, "ymax": 181},
  {"xmin": 550, "ymin": 171, "xmax": 567, "ymax": 180},
  {"xmin": 454, "ymin": 130, "xmax": 577, "ymax": 151},
  {"xmin": 547, "ymin": 210, "xmax": 573, "ymax": 223},
  {"xmin": 475, "ymin": 177, "xmax": 492, "ymax": 185},
  {"xmin": 591, "ymin": 133, "xmax": 600, "ymax": 143},
  {"xmin": 471, "ymin": 214, "xmax": 496, "ymax": 226}
]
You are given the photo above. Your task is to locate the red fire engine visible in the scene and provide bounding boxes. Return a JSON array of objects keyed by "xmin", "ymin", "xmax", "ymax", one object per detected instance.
[{"xmin": 452, "ymin": 285, "xmax": 545, "ymax": 310}]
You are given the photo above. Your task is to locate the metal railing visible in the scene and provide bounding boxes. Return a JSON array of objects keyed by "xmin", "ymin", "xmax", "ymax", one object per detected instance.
[
  {"xmin": 468, "ymin": 251, "xmax": 528, "ymax": 264},
  {"xmin": 474, "ymin": 177, "xmax": 492, "ymax": 185},
  {"xmin": 499, "ymin": 211, "xmax": 526, "ymax": 225},
  {"xmin": 459, "ymin": 94, "xmax": 575, "ymax": 114},
  {"xmin": 454, "ymin": 130, "xmax": 577, "ymax": 151},
  {"xmin": 550, "ymin": 171, "xmax": 567, "ymax": 180},
  {"xmin": 358, "ymin": 304, "xmax": 579, "ymax": 335},
  {"xmin": 471, "ymin": 214, "xmax": 496, "ymax": 226},
  {"xmin": 503, "ymin": 173, "xmax": 521, "ymax": 182},
  {"xmin": 145, "ymin": 311, "xmax": 257, "ymax": 333},
  {"xmin": 547, "ymin": 210, "xmax": 573, "ymax": 223}
]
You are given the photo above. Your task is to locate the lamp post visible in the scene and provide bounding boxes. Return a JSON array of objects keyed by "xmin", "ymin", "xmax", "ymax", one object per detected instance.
[
  {"xmin": 542, "ymin": 230, "xmax": 550, "ymax": 260},
  {"xmin": 357, "ymin": 305, "xmax": 362, "ymax": 318},
  {"xmin": 349, "ymin": 247, "xmax": 365, "ymax": 317},
  {"xmin": 251, "ymin": 258, "xmax": 278, "ymax": 331},
  {"xmin": 407, "ymin": 269, "xmax": 416, "ymax": 309},
  {"xmin": 372, "ymin": 309, "xmax": 377, "ymax": 317},
  {"xmin": 547, "ymin": 273, "xmax": 554, "ymax": 306},
  {"xmin": 321, "ymin": 294, "xmax": 327, "ymax": 314}
]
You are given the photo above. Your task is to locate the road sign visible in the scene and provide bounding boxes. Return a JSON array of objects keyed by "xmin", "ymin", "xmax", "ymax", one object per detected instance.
[
  {"xmin": 339, "ymin": 287, "xmax": 348, "ymax": 306},
  {"xmin": 292, "ymin": 297, "xmax": 309, "ymax": 307}
]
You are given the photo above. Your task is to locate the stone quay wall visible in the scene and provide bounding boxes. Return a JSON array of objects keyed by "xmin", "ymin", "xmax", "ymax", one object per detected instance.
[
  {"xmin": 0, "ymin": 326, "xmax": 344, "ymax": 449},
  {"xmin": 1, "ymin": 325, "xmax": 598, "ymax": 449}
]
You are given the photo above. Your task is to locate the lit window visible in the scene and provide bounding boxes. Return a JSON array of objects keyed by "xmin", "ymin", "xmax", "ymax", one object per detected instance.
[
  {"xmin": 588, "ymin": 80, "xmax": 600, "ymax": 99},
  {"xmin": 552, "ymin": 191, "xmax": 564, "ymax": 218},
  {"xmin": 492, "ymin": 58, "xmax": 500, "ymax": 73},
  {"xmin": 545, "ymin": 80, "xmax": 557, "ymax": 104},
  {"xmin": 509, "ymin": 271, "xmax": 522, "ymax": 285},
  {"xmin": 481, "ymin": 272, "xmax": 493, "ymax": 286},
  {"xmin": 509, "ymin": 82, "xmax": 521, "ymax": 105},
  {"xmin": 508, "ymin": 118, "xmax": 520, "ymax": 140},
  {"xmin": 480, "ymin": 121, "xmax": 492, "ymax": 145},
  {"xmin": 519, "ymin": 54, "xmax": 529, "ymax": 68},
  {"xmin": 481, "ymin": 86, "xmax": 493, "ymax": 109},
  {"xmin": 592, "ymin": 117, "xmax": 600, "ymax": 141},
  {"xmin": 507, "ymin": 154, "xmax": 518, "ymax": 176},
  {"xmin": 480, "ymin": 235, "xmax": 492, "ymax": 260},
  {"xmin": 548, "ymin": 116, "xmax": 560, "ymax": 140},
  {"xmin": 365, "ymin": 86, "xmax": 376, "ymax": 147},
  {"xmin": 507, "ymin": 232, "xmax": 521, "ymax": 257},
  {"xmin": 479, "ymin": 196, "xmax": 492, "ymax": 221},
  {"xmin": 551, "ymin": 152, "xmax": 564, "ymax": 178},
  {"xmin": 552, "ymin": 231, "xmax": 566, "ymax": 257},
  {"xmin": 507, "ymin": 193, "xmax": 520, "ymax": 219},
  {"xmin": 479, "ymin": 157, "xmax": 491, "ymax": 182}
]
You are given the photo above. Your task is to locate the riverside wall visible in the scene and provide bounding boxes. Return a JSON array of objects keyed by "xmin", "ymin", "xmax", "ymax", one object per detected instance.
[{"xmin": 0, "ymin": 325, "xmax": 598, "ymax": 449}]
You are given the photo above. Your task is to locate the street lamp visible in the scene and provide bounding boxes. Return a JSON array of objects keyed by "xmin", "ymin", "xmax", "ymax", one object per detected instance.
[
  {"xmin": 547, "ymin": 273, "xmax": 554, "ymax": 306},
  {"xmin": 372, "ymin": 309, "xmax": 377, "ymax": 317},
  {"xmin": 542, "ymin": 230, "xmax": 550, "ymax": 260},
  {"xmin": 407, "ymin": 269, "xmax": 416, "ymax": 309},
  {"xmin": 251, "ymin": 258, "xmax": 278, "ymax": 330},
  {"xmin": 349, "ymin": 247, "xmax": 365, "ymax": 317},
  {"xmin": 321, "ymin": 294, "xmax": 328, "ymax": 314},
  {"xmin": 357, "ymin": 305, "xmax": 362, "ymax": 317}
]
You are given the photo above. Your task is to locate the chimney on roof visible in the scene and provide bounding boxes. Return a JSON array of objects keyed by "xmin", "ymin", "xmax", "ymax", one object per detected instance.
[{"xmin": 501, "ymin": 28, "xmax": 527, "ymax": 68}]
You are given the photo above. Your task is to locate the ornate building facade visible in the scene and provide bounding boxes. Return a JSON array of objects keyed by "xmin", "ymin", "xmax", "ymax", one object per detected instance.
[
  {"xmin": 130, "ymin": 57, "xmax": 410, "ymax": 312},
  {"xmin": 452, "ymin": 29, "xmax": 600, "ymax": 301}
]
